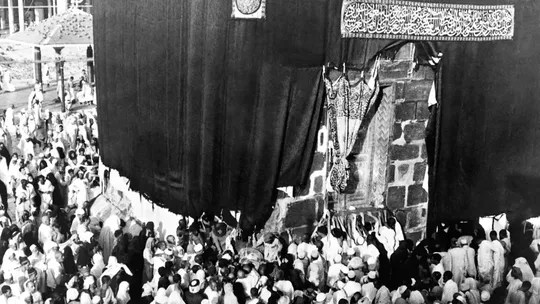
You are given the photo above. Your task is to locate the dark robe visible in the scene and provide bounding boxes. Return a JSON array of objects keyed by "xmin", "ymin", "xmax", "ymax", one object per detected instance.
[
  {"xmin": 390, "ymin": 246, "xmax": 409, "ymax": 290},
  {"xmin": 76, "ymin": 242, "xmax": 93, "ymax": 269},
  {"xmin": 185, "ymin": 291, "xmax": 207, "ymax": 304}
]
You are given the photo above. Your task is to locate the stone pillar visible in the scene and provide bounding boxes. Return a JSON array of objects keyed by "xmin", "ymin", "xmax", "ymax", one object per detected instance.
[
  {"xmin": 60, "ymin": 60, "xmax": 66, "ymax": 112},
  {"xmin": 17, "ymin": 0, "xmax": 23, "ymax": 31},
  {"xmin": 8, "ymin": 0, "xmax": 15, "ymax": 35},
  {"xmin": 53, "ymin": 46, "xmax": 65, "ymax": 111},
  {"xmin": 0, "ymin": 4, "xmax": 5, "ymax": 30},
  {"xmin": 383, "ymin": 53, "xmax": 434, "ymax": 243},
  {"xmin": 34, "ymin": 8, "xmax": 43, "ymax": 23},
  {"xmin": 57, "ymin": 0, "xmax": 68, "ymax": 14},
  {"xmin": 34, "ymin": 47, "xmax": 42, "ymax": 84},
  {"xmin": 47, "ymin": 0, "xmax": 52, "ymax": 17},
  {"xmin": 87, "ymin": 45, "xmax": 94, "ymax": 83}
]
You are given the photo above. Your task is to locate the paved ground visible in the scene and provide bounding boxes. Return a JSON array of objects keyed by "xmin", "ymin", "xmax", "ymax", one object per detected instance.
[
  {"xmin": 0, "ymin": 83, "xmax": 95, "ymax": 113},
  {"xmin": 0, "ymin": 83, "xmax": 96, "ymax": 220}
]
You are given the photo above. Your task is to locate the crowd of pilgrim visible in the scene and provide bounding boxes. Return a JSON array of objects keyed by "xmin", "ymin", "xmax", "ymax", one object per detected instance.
[{"xmin": 0, "ymin": 86, "xmax": 540, "ymax": 304}]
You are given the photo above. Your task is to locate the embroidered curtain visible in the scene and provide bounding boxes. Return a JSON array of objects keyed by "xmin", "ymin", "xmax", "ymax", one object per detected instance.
[{"xmin": 325, "ymin": 63, "xmax": 380, "ymax": 193}]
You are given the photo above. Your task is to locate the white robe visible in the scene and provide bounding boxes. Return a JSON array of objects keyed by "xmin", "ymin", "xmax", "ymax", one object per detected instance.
[
  {"xmin": 478, "ymin": 240, "xmax": 494, "ymax": 283},
  {"xmin": 98, "ymin": 214, "xmax": 121, "ymax": 264},
  {"xmin": 448, "ymin": 247, "xmax": 468, "ymax": 285},
  {"xmin": 38, "ymin": 180, "xmax": 54, "ymax": 213},
  {"xmin": 492, "ymin": 240, "xmax": 506, "ymax": 288},
  {"xmin": 464, "ymin": 245, "xmax": 477, "ymax": 278},
  {"xmin": 4, "ymin": 107, "xmax": 15, "ymax": 135},
  {"xmin": 442, "ymin": 279, "xmax": 459, "ymax": 304},
  {"xmin": 0, "ymin": 157, "xmax": 10, "ymax": 189}
]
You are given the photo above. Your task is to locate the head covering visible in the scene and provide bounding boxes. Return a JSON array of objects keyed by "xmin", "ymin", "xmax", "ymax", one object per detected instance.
[
  {"xmin": 257, "ymin": 276, "xmax": 269, "ymax": 288},
  {"xmin": 349, "ymin": 257, "xmax": 363, "ymax": 269},
  {"xmin": 347, "ymin": 270, "xmax": 356, "ymax": 280},
  {"xmin": 76, "ymin": 208, "xmax": 85, "ymax": 215},
  {"xmin": 514, "ymin": 257, "xmax": 535, "ymax": 282},
  {"xmin": 117, "ymin": 281, "xmax": 131, "ymax": 303},
  {"xmin": 455, "ymin": 295, "xmax": 466, "ymax": 304},
  {"xmin": 264, "ymin": 233, "xmax": 276, "ymax": 243},
  {"xmin": 145, "ymin": 237, "xmax": 155, "ymax": 251},
  {"xmin": 297, "ymin": 250, "xmax": 306, "ymax": 259},
  {"xmin": 336, "ymin": 281, "xmax": 345, "ymax": 289},
  {"xmin": 67, "ymin": 288, "xmax": 79, "ymax": 301},
  {"xmin": 520, "ymin": 281, "xmax": 532, "ymax": 291},
  {"xmin": 334, "ymin": 255, "xmax": 342, "ymax": 264},
  {"xmin": 80, "ymin": 231, "xmax": 94, "ymax": 243},
  {"xmin": 154, "ymin": 288, "xmax": 168, "ymax": 304},
  {"xmin": 347, "ymin": 248, "xmax": 356, "ymax": 256},
  {"xmin": 189, "ymin": 279, "xmax": 201, "ymax": 293},
  {"xmin": 100, "ymin": 256, "xmax": 133, "ymax": 280},
  {"xmin": 480, "ymin": 291, "xmax": 490, "ymax": 302},
  {"xmin": 315, "ymin": 293, "xmax": 326, "ymax": 303},
  {"xmin": 409, "ymin": 290, "xmax": 426, "ymax": 304},
  {"xmin": 141, "ymin": 283, "xmax": 153, "ymax": 297},
  {"xmin": 359, "ymin": 297, "xmax": 372, "ymax": 304},
  {"xmin": 164, "ymin": 249, "xmax": 173, "ymax": 256},
  {"xmin": 460, "ymin": 238, "xmax": 468, "ymax": 245},
  {"xmin": 83, "ymin": 276, "xmax": 95, "ymax": 289},
  {"xmin": 214, "ymin": 222, "xmax": 227, "ymax": 237},
  {"xmin": 194, "ymin": 243, "xmax": 203, "ymax": 253},
  {"xmin": 367, "ymin": 257, "xmax": 377, "ymax": 266},
  {"xmin": 368, "ymin": 271, "xmax": 377, "ymax": 279},
  {"xmin": 310, "ymin": 250, "xmax": 319, "ymax": 259}
]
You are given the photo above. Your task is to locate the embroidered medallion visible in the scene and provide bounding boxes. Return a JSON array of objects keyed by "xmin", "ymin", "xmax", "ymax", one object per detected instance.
[
  {"xmin": 341, "ymin": 0, "xmax": 514, "ymax": 41},
  {"xmin": 232, "ymin": 0, "xmax": 266, "ymax": 19}
]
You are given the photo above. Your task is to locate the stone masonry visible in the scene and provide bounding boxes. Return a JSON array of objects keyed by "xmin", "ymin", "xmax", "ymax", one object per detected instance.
[
  {"xmin": 383, "ymin": 44, "xmax": 434, "ymax": 243},
  {"xmin": 265, "ymin": 44, "xmax": 434, "ymax": 243},
  {"xmin": 336, "ymin": 44, "xmax": 434, "ymax": 243}
]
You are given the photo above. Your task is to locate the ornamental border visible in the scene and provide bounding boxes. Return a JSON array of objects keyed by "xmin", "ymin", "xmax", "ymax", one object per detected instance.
[{"xmin": 341, "ymin": 0, "xmax": 514, "ymax": 41}]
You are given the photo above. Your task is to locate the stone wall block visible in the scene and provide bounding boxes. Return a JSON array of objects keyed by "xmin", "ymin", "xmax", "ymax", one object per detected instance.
[
  {"xmin": 316, "ymin": 194, "xmax": 325, "ymax": 219},
  {"xmin": 387, "ymin": 186, "xmax": 406, "ymax": 210},
  {"xmin": 380, "ymin": 61, "xmax": 411, "ymax": 81},
  {"xmin": 421, "ymin": 144, "xmax": 427, "ymax": 159},
  {"xmin": 285, "ymin": 197, "xmax": 318, "ymax": 228},
  {"xmin": 395, "ymin": 210, "xmax": 407, "ymax": 227},
  {"xmin": 413, "ymin": 162, "xmax": 427, "ymax": 183},
  {"xmin": 415, "ymin": 101, "xmax": 431, "ymax": 121},
  {"xmin": 406, "ymin": 206, "xmax": 427, "ymax": 229},
  {"xmin": 407, "ymin": 231, "xmax": 424, "ymax": 243},
  {"xmin": 394, "ymin": 43, "xmax": 414, "ymax": 61},
  {"xmin": 293, "ymin": 183, "xmax": 310, "ymax": 197},
  {"xmin": 311, "ymin": 152, "xmax": 326, "ymax": 172},
  {"xmin": 404, "ymin": 80, "xmax": 432, "ymax": 102},
  {"xmin": 407, "ymin": 184, "xmax": 428, "ymax": 206},
  {"xmin": 393, "ymin": 123, "xmax": 403, "ymax": 140},
  {"xmin": 403, "ymin": 122, "xmax": 426, "ymax": 143},
  {"xmin": 397, "ymin": 164, "xmax": 410, "ymax": 182},
  {"xmin": 395, "ymin": 81, "xmax": 405, "ymax": 99},
  {"xmin": 388, "ymin": 165, "xmax": 395, "ymax": 183},
  {"xmin": 411, "ymin": 65, "xmax": 435, "ymax": 80},
  {"xmin": 313, "ymin": 176, "xmax": 323, "ymax": 193},
  {"xmin": 395, "ymin": 103, "xmax": 416, "ymax": 122},
  {"xmin": 391, "ymin": 144, "xmax": 419, "ymax": 161}
]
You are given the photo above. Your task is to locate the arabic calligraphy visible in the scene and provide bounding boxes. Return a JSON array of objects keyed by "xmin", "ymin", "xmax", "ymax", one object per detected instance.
[{"xmin": 341, "ymin": 0, "xmax": 514, "ymax": 41}]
